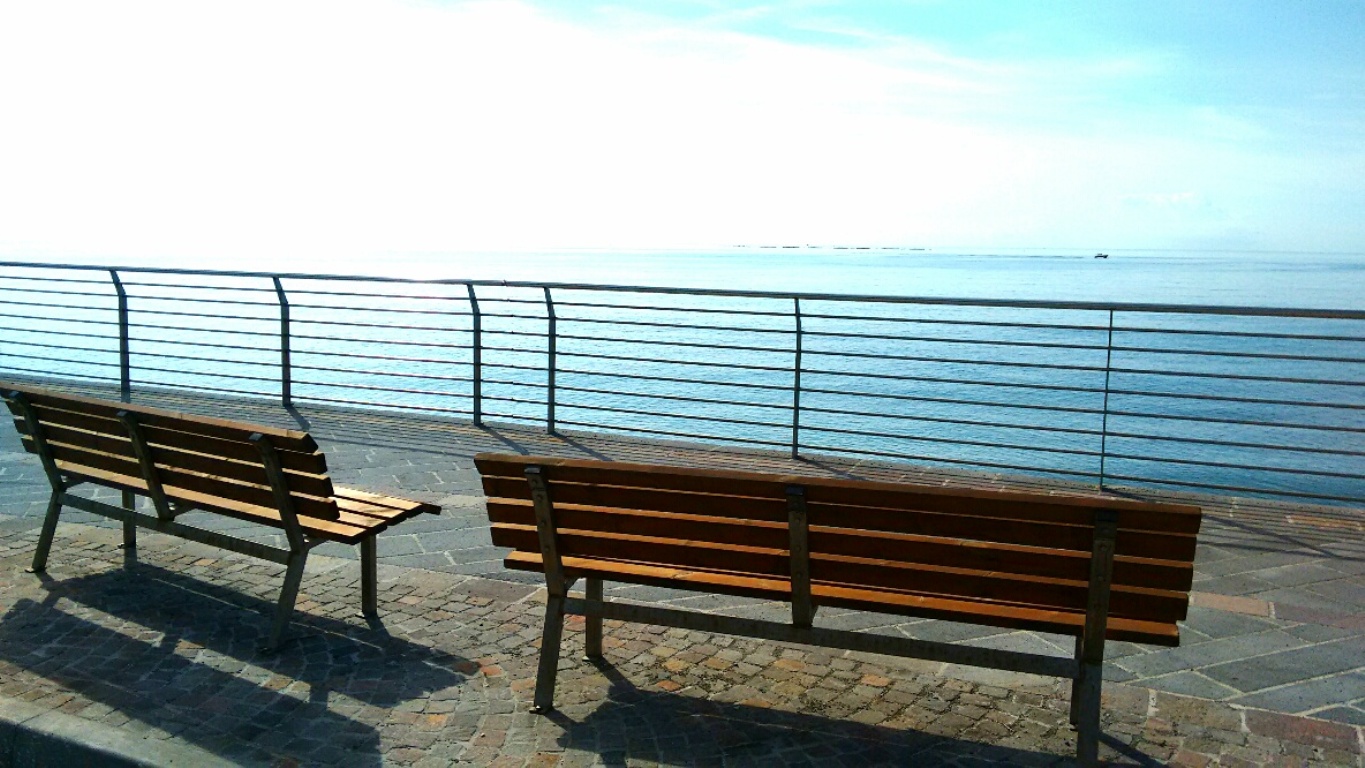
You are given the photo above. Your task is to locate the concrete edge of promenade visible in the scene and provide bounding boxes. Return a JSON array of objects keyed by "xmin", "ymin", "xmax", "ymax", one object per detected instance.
[{"xmin": 0, "ymin": 697, "xmax": 237, "ymax": 768}]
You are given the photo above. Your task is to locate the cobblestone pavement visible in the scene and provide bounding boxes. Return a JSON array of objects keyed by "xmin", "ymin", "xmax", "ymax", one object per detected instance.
[{"xmin": 1, "ymin": 382, "xmax": 1364, "ymax": 764}]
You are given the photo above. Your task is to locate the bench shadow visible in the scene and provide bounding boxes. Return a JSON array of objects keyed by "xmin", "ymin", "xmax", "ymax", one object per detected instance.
[
  {"xmin": 0, "ymin": 564, "xmax": 482, "ymax": 764},
  {"xmin": 542, "ymin": 660, "xmax": 1141, "ymax": 767}
]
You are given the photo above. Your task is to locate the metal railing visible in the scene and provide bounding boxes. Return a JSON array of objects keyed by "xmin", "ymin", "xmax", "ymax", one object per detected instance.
[{"xmin": 2, "ymin": 260, "xmax": 1363, "ymax": 508}]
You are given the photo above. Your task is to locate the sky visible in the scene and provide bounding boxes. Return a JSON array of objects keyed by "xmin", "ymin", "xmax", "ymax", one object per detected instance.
[{"xmin": 1, "ymin": 0, "xmax": 1363, "ymax": 268}]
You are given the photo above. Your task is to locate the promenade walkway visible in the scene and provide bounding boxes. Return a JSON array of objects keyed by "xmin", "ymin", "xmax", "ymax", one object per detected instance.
[{"xmin": 1, "ymin": 383, "xmax": 1362, "ymax": 765}]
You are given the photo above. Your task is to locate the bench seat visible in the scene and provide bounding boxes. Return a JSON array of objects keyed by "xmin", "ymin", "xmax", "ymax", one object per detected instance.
[
  {"xmin": 476, "ymin": 452, "xmax": 1201, "ymax": 766},
  {"xmin": 5, "ymin": 383, "xmax": 440, "ymax": 650}
]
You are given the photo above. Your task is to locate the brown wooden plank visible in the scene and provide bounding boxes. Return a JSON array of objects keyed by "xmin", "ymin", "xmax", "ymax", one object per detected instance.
[
  {"xmin": 490, "ymin": 522, "xmax": 1188, "ymax": 623},
  {"xmin": 4, "ymin": 384, "xmax": 318, "ymax": 452},
  {"xmin": 20, "ymin": 427, "xmax": 334, "ymax": 499},
  {"xmin": 57, "ymin": 462, "xmax": 369, "ymax": 543},
  {"xmin": 475, "ymin": 453, "xmax": 1201, "ymax": 534},
  {"xmin": 13, "ymin": 408, "xmax": 328, "ymax": 474},
  {"xmin": 332, "ymin": 486, "xmax": 439, "ymax": 515},
  {"xmin": 36, "ymin": 438, "xmax": 339, "ymax": 520},
  {"xmin": 501, "ymin": 551, "xmax": 1180, "ymax": 646}
]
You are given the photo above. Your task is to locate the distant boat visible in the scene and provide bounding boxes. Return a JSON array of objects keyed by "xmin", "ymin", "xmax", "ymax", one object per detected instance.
[{"xmin": 1094, "ymin": 253, "xmax": 1109, "ymax": 259}]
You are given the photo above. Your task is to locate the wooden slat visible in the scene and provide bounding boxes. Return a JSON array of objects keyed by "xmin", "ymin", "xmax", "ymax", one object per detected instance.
[
  {"xmin": 57, "ymin": 462, "xmax": 372, "ymax": 543},
  {"xmin": 13, "ymin": 408, "xmax": 328, "ymax": 474},
  {"xmin": 474, "ymin": 453, "xmax": 1201, "ymax": 534},
  {"xmin": 490, "ymin": 522, "xmax": 1189, "ymax": 623},
  {"xmin": 333, "ymin": 486, "xmax": 439, "ymax": 515},
  {"xmin": 35, "ymin": 439, "xmax": 340, "ymax": 520},
  {"xmin": 4, "ymin": 384, "xmax": 318, "ymax": 452},
  {"xmin": 485, "ymin": 498, "xmax": 1194, "ymax": 589},
  {"xmin": 20, "ymin": 428, "xmax": 334, "ymax": 498},
  {"xmin": 502, "ymin": 551, "xmax": 1180, "ymax": 646}
]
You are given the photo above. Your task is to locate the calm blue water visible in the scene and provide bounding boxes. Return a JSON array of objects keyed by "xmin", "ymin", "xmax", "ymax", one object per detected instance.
[{"xmin": 2, "ymin": 250, "xmax": 1363, "ymax": 506}]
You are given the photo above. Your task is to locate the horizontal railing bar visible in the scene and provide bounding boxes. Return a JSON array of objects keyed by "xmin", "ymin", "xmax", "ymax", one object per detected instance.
[
  {"xmin": 125, "ymin": 294, "xmax": 278, "ymax": 308},
  {"xmin": 555, "ymin": 383, "xmax": 789, "ymax": 411},
  {"xmin": 1101, "ymin": 472, "xmax": 1362, "ymax": 505},
  {"xmin": 1106, "ymin": 408, "xmax": 1365, "ymax": 434},
  {"xmin": 292, "ymin": 364, "xmax": 474, "ymax": 384},
  {"xmin": 4, "ymin": 260, "xmax": 1362, "ymax": 318},
  {"xmin": 804, "ymin": 328, "xmax": 1107, "ymax": 352},
  {"xmin": 128, "ymin": 337, "xmax": 277, "ymax": 354},
  {"xmin": 271, "ymin": 287, "xmax": 466, "ymax": 301},
  {"xmin": 0, "ymin": 297, "xmax": 113, "ymax": 311},
  {"xmin": 0, "ymin": 351, "xmax": 119, "ymax": 368},
  {"xmin": 292, "ymin": 349, "xmax": 473, "ymax": 367},
  {"xmin": 560, "ymin": 314, "xmax": 792, "ymax": 336},
  {"xmin": 483, "ymin": 377, "xmax": 549, "ymax": 390},
  {"xmin": 1110, "ymin": 345, "xmax": 1365, "ymax": 365},
  {"xmin": 1, "ymin": 338, "xmax": 115, "ymax": 355},
  {"xmin": 557, "ymin": 366, "xmax": 794, "ymax": 393},
  {"xmin": 0, "ymin": 273, "xmax": 112, "ymax": 286},
  {"xmin": 800, "ymin": 404, "xmax": 1103, "ymax": 437},
  {"xmin": 119, "ymin": 279, "xmax": 275, "ymax": 292},
  {"xmin": 482, "ymin": 411, "xmax": 542, "ymax": 423},
  {"xmin": 0, "ymin": 369, "xmax": 119, "ymax": 384},
  {"xmin": 557, "ymin": 399, "xmax": 790, "ymax": 431},
  {"xmin": 0, "ymin": 310, "xmax": 109, "ymax": 326},
  {"xmin": 801, "ymin": 311, "xmax": 1109, "ymax": 333},
  {"xmin": 291, "ymin": 379, "xmax": 472, "ymax": 400},
  {"xmin": 291, "ymin": 317, "xmax": 471, "ymax": 333},
  {"xmin": 0, "ymin": 286, "xmax": 115, "ymax": 300},
  {"xmin": 804, "ymin": 365, "xmax": 1094, "ymax": 386},
  {"xmin": 554, "ymin": 418, "xmax": 789, "ymax": 449},
  {"xmin": 799, "ymin": 441, "xmax": 1102, "ymax": 481},
  {"xmin": 478, "ymin": 360, "xmax": 549, "ymax": 374},
  {"xmin": 554, "ymin": 298, "xmax": 793, "ymax": 319},
  {"xmin": 291, "ymin": 393, "xmax": 472, "ymax": 411},
  {"xmin": 1103, "ymin": 452, "xmax": 1365, "ymax": 480},
  {"xmin": 560, "ymin": 349, "xmax": 794, "ymax": 374},
  {"xmin": 134, "ymin": 366, "xmax": 279, "ymax": 383},
  {"xmin": 290, "ymin": 302, "xmax": 472, "ymax": 318},
  {"xmin": 801, "ymin": 422, "xmax": 1103, "ymax": 458},
  {"xmin": 1114, "ymin": 324, "xmax": 1365, "ymax": 344},
  {"xmin": 482, "ymin": 394, "xmax": 552, "ymax": 407},
  {"xmin": 1106, "ymin": 430, "xmax": 1365, "ymax": 458},
  {"xmin": 116, "ymin": 307, "xmax": 275, "ymax": 322},
  {"xmin": 0, "ymin": 325, "xmax": 116, "ymax": 342},
  {"xmin": 291, "ymin": 333, "xmax": 474, "ymax": 351},
  {"xmin": 803, "ymin": 385, "xmax": 1104, "ymax": 415},
  {"xmin": 127, "ymin": 349, "xmax": 276, "ymax": 367},
  {"xmin": 129, "ymin": 321, "xmax": 277, "ymax": 338},
  {"xmin": 804, "ymin": 349, "xmax": 1105, "ymax": 374},
  {"xmin": 558, "ymin": 332, "xmax": 790, "ymax": 356},
  {"xmin": 1110, "ymin": 366, "xmax": 1362, "ymax": 387},
  {"xmin": 1109, "ymin": 388, "xmax": 1365, "ymax": 411}
]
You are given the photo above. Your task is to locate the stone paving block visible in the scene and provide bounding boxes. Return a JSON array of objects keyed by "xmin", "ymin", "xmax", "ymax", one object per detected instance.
[
  {"xmin": 1201, "ymin": 636, "xmax": 1365, "ymax": 693},
  {"xmin": 1139, "ymin": 671, "xmax": 1241, "ymax": 700},
  {"xmin": 1116, "ymin": 629, "xmax": 1307, "ymax": 681},
  {"xmin": 1231, "ymin": 670, "xmax": 1365, "ymax": 716}
]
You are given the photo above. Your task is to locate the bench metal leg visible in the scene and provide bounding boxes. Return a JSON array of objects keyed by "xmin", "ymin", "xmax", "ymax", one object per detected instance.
[
  {"xmin": 1070, "ymin": 634, "xmax": 1083, "ymax": 726},
  {"xmin": 531, "ymin": 593, "xmax": 566, "ymax": 713},
  {"xmin": 121, "ymin": 490, "xmax": 137, "ymax": 569},
  {"xmin": 360, "ymin": 535, "xmax": 378, "ymax": 618},
  {"xmin": 583, "ymin": 577, "xmax": 603, "ymax": 660},
  {"xmin": 1074, "ymin": 661, "xmax": 1103, "ymax": 766},
  {"xmin": 27, "ymin": 492, "xmax": 63, "ymax": 574},
  {"xmin": 264, "ymin": 550, "xmax": 308, "ymax": 652}
]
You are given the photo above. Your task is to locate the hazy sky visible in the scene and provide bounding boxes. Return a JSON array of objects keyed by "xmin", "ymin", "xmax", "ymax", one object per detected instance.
[{"xmin": 2, "ymin": 0, "xmax": 1362, "ymax": 266}]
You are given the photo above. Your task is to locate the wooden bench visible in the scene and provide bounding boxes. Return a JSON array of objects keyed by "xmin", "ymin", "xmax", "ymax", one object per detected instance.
[
  {"xmin": 476, "ymin": 453, "xmax": 1202, "ymax": 766},
  {"xmin": 4, "ymin": 383, "xmax": 440, "ymax": 650}
]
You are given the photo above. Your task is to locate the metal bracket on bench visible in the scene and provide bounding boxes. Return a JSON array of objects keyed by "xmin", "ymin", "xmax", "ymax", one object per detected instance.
[
  {"xmin": 786, "ymin": 485, "xmax": 815, "ymax": 628},
  {"xmin": 524, "ymin": 466, "xmax": 566, "ymax": 597},
  {"xmin": 250, "ymin": 433, "xmax": 307, "ymax": 553},
  {"xmin": 118, "ymin": 410, "xmax": 173, "ymax": 520},
  {"xmin": 5, "ymin": 391, "xmax": 64, "ymax": 493}
]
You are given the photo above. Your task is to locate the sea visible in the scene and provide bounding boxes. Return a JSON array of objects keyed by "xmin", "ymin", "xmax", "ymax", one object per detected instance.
[{"xmin": 2, "ymin": 248, "xmax": 1363, "ymax": 506}]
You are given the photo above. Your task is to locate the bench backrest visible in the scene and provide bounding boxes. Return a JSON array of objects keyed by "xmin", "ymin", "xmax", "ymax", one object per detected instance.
[
  {"xmin": 477, "ymin": 453, "xmax": 1202, "ymax": 642},
  {"xmin": 4, "ymin": 384, "xmax": 338, "ymax": 520}
]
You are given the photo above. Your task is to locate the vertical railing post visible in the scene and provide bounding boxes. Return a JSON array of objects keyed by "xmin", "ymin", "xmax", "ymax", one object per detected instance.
[
  {"xmin": 273, "ymin": 277, "xmax": 292, "ymax": 408},
  {"xmin": 467, "ymin": 283, "xmax": 482, "ymax": 426},
  {"xmin": 109, "ymin": 269, "xmax": 130, "ymax": 402},
  {"xmin": 791, "ymin": 297, "xmax": 803, "ymax": 459},
  {"xmin": 544, "ymin": 286, "xmax": 557, "ymax": 434},
  {"xmin": 1099, "ymin": 309, "xmax": 1114, "ymax": 491}
]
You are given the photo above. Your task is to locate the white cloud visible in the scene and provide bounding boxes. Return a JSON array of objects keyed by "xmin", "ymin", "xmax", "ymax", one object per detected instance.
[{"xmin": 0, "ymin": 0, "xmax": 1360, "ymax": 269}]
